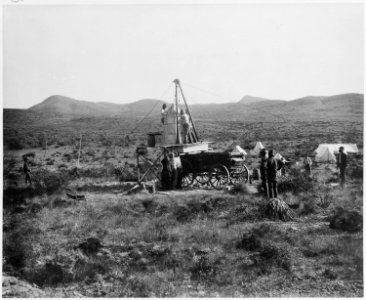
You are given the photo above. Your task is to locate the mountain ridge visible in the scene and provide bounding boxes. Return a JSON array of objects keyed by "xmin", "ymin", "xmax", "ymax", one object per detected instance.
[{"xmin": 26, "ymin": 93, "xmax": 363, "ymax": 121}]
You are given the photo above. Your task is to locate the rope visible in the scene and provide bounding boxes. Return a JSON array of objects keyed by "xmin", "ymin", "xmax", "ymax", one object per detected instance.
[
  {"xmin": 129, "ymin": 83, "xmax": 172, "ymax": 134},
  {"xmin": 181, "ymin": 80, "xmax": 289, "ymax": 143},
  {"xmin": 183, "ymin": 80, "xmax": 289, "ymax": 123},
  {"xmin": 182, "ymin": 81, "xmax": 233, "ymax": 103}
]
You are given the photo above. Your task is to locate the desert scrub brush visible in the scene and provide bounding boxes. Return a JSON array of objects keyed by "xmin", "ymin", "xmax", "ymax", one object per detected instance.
[{"xmin": 265, "ymin": 198, "xmax": 295, "ymax": 221}]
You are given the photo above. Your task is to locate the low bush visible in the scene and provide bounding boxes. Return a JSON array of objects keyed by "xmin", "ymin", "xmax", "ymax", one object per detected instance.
[
  {"xmin": 236, "ymin": 232, "xmax": 262, "ymax": 251},
  {"xmin": 62, "ymin": 153, "xmax": 73, "ymax": 162},
  {"xmin": 349, "ymin": 165, "xmax": 363, "ymax": 180},
  {"xmin": 264, "ymin": 198, "xmax": 295, "ymax": 221},
  {"xmin": 189, "ymin": 251, "xmax": 220, "ymax": 283},
  {"xmin": 31, "ymin": 261, "xmax": 71, "ymax": 286},
  {"xmin": 236, "ymin": 225, "xmax": 292, "ymax": 272},
  {"xmin": 24, "ymin": 152, "xmax": 36, "ymax": 159},
  {"xmin": 6, "ymin": 138, "xmax": 24, "ymax": 150},
  {"xmin": 85, "ymin": 148, "xmax": 96, "ymax": 157},
  {"xmin": 230, "ymin": 183, "xmax": 250, "ymax": 195},
  {"xmin": 318, "ymin": 185, "xmax": 333, "ymax": 208},
  {"xmin": 4, "ymin": 158, "xmax": 17, "ymax": 177},
  {"xmin": 258, "ymin": 244, "xmax": 292, "ymax": 271},
  {"xmin": 31, "ymin": 169, "xmax": 68, "ymax": 195},
  {"xmin": 3, "ymin": 231, "xmax": 27, "ymax": 271},
  {"xmin": 277, "ymin": 168, "xmax": 314, "ymax": 194},
  {"xmin": 46, "ymin": 159, "xmax": 54, "ymax": 166},
  {"xmin": 329, "ymin": 207, "xmax": 362, "ymax": 232},
  {"xmin": 298, "ymin": 195, "xmax": 318, "ymax": 215}
]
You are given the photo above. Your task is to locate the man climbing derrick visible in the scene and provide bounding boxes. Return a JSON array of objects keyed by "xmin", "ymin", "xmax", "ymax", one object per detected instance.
[{"xmin": 179, "ymin": 109, "xmax": 190, "ymax": 144}]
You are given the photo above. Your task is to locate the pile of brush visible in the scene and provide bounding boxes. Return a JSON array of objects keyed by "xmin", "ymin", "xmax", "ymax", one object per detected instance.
[
  {"xmin": 30, "ymin": 169, "xmax": 48, "ymax": 194},
  {"xmin": 31, "ymin": 168, "xmax": 67, "ymax": 195},
  {"xmin": 265, "ymin": 198, "xmax": 295, "ymax": 221}
]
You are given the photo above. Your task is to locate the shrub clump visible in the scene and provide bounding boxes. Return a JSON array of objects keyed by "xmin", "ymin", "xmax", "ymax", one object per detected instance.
[
  {"xmin": 298, "ymin": 195, "xmax": 318, "ymax": 215},
  {"xmin": 258, "ymin": 244, "xmax": 292, "ymax": 271},
  {"xmin": 329, "ymin": 207, "xmax": 362, "ymax": 232},
  {"xmin": 350, "ymin": 165, "xmax": 363, "ymax": 180},
  {"xmin": 277, "ymin": 168, "xmax": 313, "ymax": 194},
  {"xmin": 229, "ymin": 183, "xmax": 250, "ymax": 195},
  {"xmin": 236, "ymin": 232, "xmax": 262, "ymax": 251},
  {"xmin": 236, "ymin": 225, "xmax": 293, "ymax": 271},
  {"xmin": 264, "ymin": 198, "xmax": 295, "ymax": 221},
  {"xmin": 173, "ymin": 198, "xmax": 214, "ymax": 222},
  {"xmin": 31, "ymin": 168, "xmax": 69, "ymax": 195},
  {"xmin": 189, "ymin": 250, "xmax": 220, "ymax": 282}
]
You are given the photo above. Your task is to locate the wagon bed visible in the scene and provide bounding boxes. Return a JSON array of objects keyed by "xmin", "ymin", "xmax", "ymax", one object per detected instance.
[{"xmin": 180, "ymin": 151, "xmax": 249, "ymax": 189}]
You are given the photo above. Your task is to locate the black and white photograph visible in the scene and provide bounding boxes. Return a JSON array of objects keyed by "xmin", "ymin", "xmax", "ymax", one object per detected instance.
[{"xmin": 2, "ymin": 1, "xmax": 364, "ymax": 297}]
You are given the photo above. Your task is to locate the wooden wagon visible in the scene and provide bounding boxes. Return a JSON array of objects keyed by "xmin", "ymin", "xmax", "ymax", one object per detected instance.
[{"xmin": 180, "ymin": 151, "xmax": 249, "ymax": 190}]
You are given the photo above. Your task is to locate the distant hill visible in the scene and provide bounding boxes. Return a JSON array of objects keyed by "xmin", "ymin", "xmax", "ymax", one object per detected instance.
[
  {"xmin": 29, "ymin": 95, "xmax": 126, "ymax": 116},
  {"xmin": 191, "ymin": 93, "xmax": 363, "ymax": 121},
  {"xmin": 26, "ymin": 93, "xmax": 363, "ymax": 121},
  {"xmin": 29, "ymin": 95, "xmax": 167, "ymax": 117},
  {"xmin": 124, "ymin": 99, "xmax": 167, "ymax": 116}
]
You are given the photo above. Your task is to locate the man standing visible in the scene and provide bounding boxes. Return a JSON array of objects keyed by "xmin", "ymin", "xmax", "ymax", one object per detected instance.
[
  {"xmin": 304, "ymin": 154, "xmax": 313, "ymax": 176},
  {"xmin": 337, "ymin": 146, "xmax": 347, "ymax": 187},
  {"xmin": 179, "ymin": 109, "xmax": 190, "ymax": 144},
  {"xmin": 161, "ymin": 154, "xmax": 172, "ymax": 190},
  {"xmin": 259, "ymin": 149, "xmax": 269, "ymax": 199},
  {"xmin": 267, "ymin": 149, "xmax": 278, "ymax": 198},
  {"xmin": 169, "ymin": 152, "xmax": 182, "ymax": 189},
  {"xmin": 161, "ymin": 104, "xmax": 167, "ymax": 124},
  {"xmin": 23, "ymin": 156, "xmax": 32, "ymax": 185}
]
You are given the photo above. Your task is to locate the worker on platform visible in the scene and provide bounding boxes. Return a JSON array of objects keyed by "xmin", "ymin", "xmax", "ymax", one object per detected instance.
[
  {"xmin": 161, "ymin": 104, "xmax": 168, "ymax": 124},
  {"xmin": 180, "ymin": 109, "xmax": 190, "ymax": 144}
]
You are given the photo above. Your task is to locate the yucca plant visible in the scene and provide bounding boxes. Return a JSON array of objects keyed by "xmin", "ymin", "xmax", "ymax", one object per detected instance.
[{"xmin": 265, "ymin": 198, "xmax": 295, "ymax": 221}]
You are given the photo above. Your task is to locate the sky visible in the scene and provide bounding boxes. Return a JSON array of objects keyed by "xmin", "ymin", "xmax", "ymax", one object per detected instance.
[{"xmin": 2, "ymin": 3, "xmax": 364, "ymax": 108}]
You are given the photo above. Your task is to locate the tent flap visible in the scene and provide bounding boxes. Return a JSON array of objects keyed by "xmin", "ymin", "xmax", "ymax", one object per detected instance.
[
  {"xmin": 250, "ymin": 142, "xmax": 264, "ymax": 156},
  {"xmin": 230, "ymin": 145, "xmax": 247, "ymax": 156}
]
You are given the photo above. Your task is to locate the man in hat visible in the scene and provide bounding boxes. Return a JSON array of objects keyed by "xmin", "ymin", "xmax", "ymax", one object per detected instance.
[
  {"xmin": 267, "ymin": 149, "xmax": 278, "ymax": 198},
  {"xmin": 337, "ymin": 146, "xmax": 347, "ymax": 187},
  {"xmin": 161, "ymin": 153, "xmax": 172, "ymax": 190},
  {"xmin": 169, "ymin": 152, "xmax": 182, "ymax": 189},
  {"xmin": 304, "ymin": 154, "xmax": 313, "ymax": 177},
  {"xmin": 161, "ymin": 104, "xmax": 168, "ymax": 124}
]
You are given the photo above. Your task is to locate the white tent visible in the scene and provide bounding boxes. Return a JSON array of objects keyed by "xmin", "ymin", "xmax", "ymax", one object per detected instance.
[
  {"xmin": 250, "ymin": 142, "xmax": 264, "ymax": 156},
  {"xmin": 315, "ymin": 146, "xmax": 337, "ymax": 162},
  {"xmin": 315, "ymin": 143, "xmax": 358, "ymax": 155},
  {"xmin": 230, "ymin": 145, "xmax": 247, "ymax": 156},
  {"xmin": 274, "ymin": 152, "xmax": 289, "ymax": 162}
]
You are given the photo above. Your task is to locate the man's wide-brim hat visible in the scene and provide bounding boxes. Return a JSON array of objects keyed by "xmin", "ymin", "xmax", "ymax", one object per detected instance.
[{"xmin": 259, "ymin": 148, "xmax": 267, "ymax": 157}]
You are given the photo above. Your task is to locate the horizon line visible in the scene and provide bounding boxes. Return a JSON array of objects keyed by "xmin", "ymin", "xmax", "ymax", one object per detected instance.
[{"xmin": 3, "ymin": 91, "xmax": 364, "ymax": 110}]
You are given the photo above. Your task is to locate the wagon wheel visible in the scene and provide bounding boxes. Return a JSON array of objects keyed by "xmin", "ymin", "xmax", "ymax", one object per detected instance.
[
  {"xmin": 231, "ymin": 164, "xmax": 250, "ymax": 184},
  {"xmin": 181, "ymin": 159, "xmax": 195, "ymax": 188},
  {"xmin": 195, "ymin": 172, "xmax": 210, "ymax": 186},
  {"xmin": 209, "ymin": 164, "xmax": 230, "ymax": 190}
]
